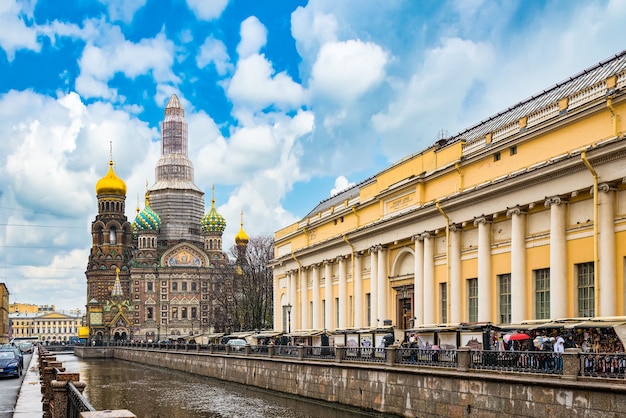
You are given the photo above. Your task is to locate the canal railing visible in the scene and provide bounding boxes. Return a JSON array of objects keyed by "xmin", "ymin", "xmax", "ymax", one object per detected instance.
[
  {"xmin": 109, "ymin": 340, "xmax": 626, "ymax": 380},
  {"xmin": 38, "ymin": 346, "xmax": 136, "ymax": 418}
]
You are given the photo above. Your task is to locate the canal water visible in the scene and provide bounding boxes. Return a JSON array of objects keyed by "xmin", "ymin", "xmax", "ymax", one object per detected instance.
[{"xmin": 60, "ymin": 355, "xmax": 390, "ymax": 418}]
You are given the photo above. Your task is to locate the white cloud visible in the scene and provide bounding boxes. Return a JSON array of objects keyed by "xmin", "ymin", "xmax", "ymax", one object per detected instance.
[
  {"xmin": 98, "ymin": 0, "xmax": 147, "ymax": 23},
  {"xmin": 330, "ymin": 176, "xmax": 355, "ymax": 196},
  {"xmin": 76, "ymin": 30, "xmax": 177, "ymax": 100},
  {"xmin": 227, "ymin": 54, "xmax": 307, "ymax": 111},
  {"xmin": 237, "ymin": 16, "xmax": 267, "ymax": 59},
  {"xmin": 371, "ymin": 37, "xmax": 494, "ymax": 159},
  {"xmin": 0, "ymin": 0, "xmax": 39, "ymax": 61},
  {"xmin": 197, "ymin": 36, "xmax": 233, "ymax": 76},
  {"xmin": 186, "ymin": 0, "xmax": 229, "ymax": 21},
  {"xmin": 311, "ymin": 39, "xmax": 388, "ymax": 103}
]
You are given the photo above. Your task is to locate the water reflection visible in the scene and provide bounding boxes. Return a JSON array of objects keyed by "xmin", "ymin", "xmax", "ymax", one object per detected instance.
[{"xmin": 61, "ymin": 356, "xmax": 385, "ymax": 418}]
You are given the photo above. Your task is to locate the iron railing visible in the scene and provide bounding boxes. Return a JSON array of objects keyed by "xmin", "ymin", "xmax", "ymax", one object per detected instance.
[{"xmin": 67, "ymin": 381, "xmax": 96, "ymax": 417}]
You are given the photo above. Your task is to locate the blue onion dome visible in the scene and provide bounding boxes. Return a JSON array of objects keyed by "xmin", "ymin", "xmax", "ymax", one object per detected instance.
[
  {"xmin": 134, "ymin": 190, "xmax": 161, "ymax": 231},
  {"xmin": 202, "ymin": 188, "xmax": 226, "ymax": 233}
]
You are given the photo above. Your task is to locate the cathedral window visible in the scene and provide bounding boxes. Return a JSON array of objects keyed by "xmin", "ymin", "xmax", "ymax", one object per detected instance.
[
  {"xmin": 172, "ymin": 282, "xmax": 177, "ymax": 291},
  {"xmin": 109, "ymin": 227, "xmax": 117, "ymax": 244},
  {"xmin": 191, "ymin": 282, "xmax": 197, "ymax": 292},
  {"xmin": 172, "ymin": 307, "xmax": 178, "ymax": 319},
  {"xmin": 182, "ymin": 282, "xmax": 187, "ymax": 291},
  {"xmin": 191, "ymin": 307, "xmax": 197, "ymax": 319},
  {"xmin": 181, "ymin": 307, "xmax": 187, "ymax": 319}
]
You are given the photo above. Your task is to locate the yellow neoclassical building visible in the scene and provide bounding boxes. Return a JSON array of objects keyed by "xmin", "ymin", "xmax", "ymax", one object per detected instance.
[{"xmin": 271, "ymin": 50, "xmax": 626, "ymax": 335}]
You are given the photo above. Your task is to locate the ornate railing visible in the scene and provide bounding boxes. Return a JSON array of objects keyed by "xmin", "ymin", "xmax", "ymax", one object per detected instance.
[
  {"xmin": 67, "ymin": 381, "xmax": 96, "ymax": 416},
  {"xmin": 112, "ymin": 340, "xmax": 626, "ymax": 380}
]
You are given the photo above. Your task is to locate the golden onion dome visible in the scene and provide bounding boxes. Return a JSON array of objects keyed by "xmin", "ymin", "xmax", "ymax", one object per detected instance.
[
  {"xmin": 235, "ymin": 210, "xmax": 249, "ymax": 246},
  {"xmin": 96, "ymin": 160, "xmax": 127, "ymax": 196}
]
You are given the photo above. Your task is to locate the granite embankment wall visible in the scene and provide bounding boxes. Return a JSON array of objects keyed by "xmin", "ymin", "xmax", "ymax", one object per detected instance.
[{"xmin": 76, "ymin": 347, "xmax": 626, "ymax": 417}]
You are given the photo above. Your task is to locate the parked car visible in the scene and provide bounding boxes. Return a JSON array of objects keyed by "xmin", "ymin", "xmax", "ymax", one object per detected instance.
[
  {"xmin": 0, "ymin": 350, "xmax": 23, "ymax": 378},
  {"xmin": 226, "ymin": 339, "xmax": 247, "ymax": 351},
  {"xmin": 18, "ymin": 342, "xmax": 34, "ymax": 354},
  {"xmin": 1, "ymin": 345, "xmax": 24, "ymax": 369}
]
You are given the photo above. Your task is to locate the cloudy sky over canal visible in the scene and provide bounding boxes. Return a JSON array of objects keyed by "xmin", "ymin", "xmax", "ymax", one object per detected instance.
[{"xmin": 0, "ymin": 0, "xmax": 625, "ymax": 311}]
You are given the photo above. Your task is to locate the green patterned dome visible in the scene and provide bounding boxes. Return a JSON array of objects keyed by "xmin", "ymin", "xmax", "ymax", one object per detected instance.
[
  {"xmin": 202, "ymin": 202, "xmax": 226, "ymax": 233},
  {"xmin": 134, "ymin": 192, "xmax": 161, "ymax": 231},
  {"xmin": 202, "ymin": 186, "xmax": 226, "ymax": 233}
]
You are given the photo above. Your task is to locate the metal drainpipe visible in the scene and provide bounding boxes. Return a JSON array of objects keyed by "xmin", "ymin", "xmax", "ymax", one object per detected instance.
[
  {"xmin": 342, "ymin": 234, "xmax": 355, "ymax": 327},
  {"xmin": 581, "ymin": 150, "xmax": 599, "ymax": 315},
  {"xmin": 436, "ymin": 201, "xmax": 451, "ymax": 320}
]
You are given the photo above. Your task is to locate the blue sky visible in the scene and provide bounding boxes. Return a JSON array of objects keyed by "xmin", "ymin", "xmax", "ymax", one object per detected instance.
[{"xmin": 1, "ymin": 0, "xmax": 625, "ymax": 312}]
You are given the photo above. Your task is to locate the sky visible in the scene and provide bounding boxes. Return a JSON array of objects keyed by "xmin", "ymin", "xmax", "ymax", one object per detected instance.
[{"xmin": 1, "ymin": 0, "xmax": 625, "ymax": 313}]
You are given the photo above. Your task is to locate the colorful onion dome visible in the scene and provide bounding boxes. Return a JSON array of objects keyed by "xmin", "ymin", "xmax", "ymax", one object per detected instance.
[
  {"xmin": 96, "ymin": 160, "xmax": 127, "ymax": 196},
  {"xmin": 202, "ymin": 186, "xmax": 226, "ymax": 233},
  {"xmin": 235, "ymin": 210, "xmax": 249, "ymax": 246},
  {"xmin": 134, "ymin": 190, "xmax": 161, "ymax": 231}
]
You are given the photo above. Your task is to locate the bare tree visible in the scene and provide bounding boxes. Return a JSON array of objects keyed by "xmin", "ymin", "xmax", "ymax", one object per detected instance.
[{"xmin": 229, "ymin": 234, "xmax": 274, "ymax": 331}]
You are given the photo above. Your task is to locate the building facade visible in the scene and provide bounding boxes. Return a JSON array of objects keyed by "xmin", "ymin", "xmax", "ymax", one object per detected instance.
[
  {"xmin": 272, "ymin": 50, "xmax": 626, "ymax": 334},
  {"xmin": 85, "ymin": 95, "xmax": 246, "ymax": 344},
  {"xmin": 0, "ymin": 283, "xmax": 8, "ymax": 344},
  {"xmin": 9, "ymin": 312, "xmax": 82, "ymax": 343}
]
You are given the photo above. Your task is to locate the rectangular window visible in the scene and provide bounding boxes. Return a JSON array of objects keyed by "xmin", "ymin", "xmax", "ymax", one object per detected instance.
[
  {"xmin": 172, "ymin": 282, "xmax": 177, "ymax": 291},
  {"xmin": 191, "ymin": 282, "xmax": 197, "ymax": 292},
  {"xmin": 191, "ymin": 307, "xmax": 197, "ymax": 319},
  {"xmin": 467, "ymin": 278, "xmax": 478, "ymax": 322},
  {"xmin": 510, "ymin": 145, "xmax": 517, "ymax": 155},
  {"xmin": 181, "ymin": 307, "xmax": 188, "ymax": 319},
  {"xmin": 440, "ymin": 283, "xmax": 448, "ymax": 324},
  {"xmin": 335, "ymin": 297, "xmax": 339, "ymax": 328},
  {"xmin": 182, "ymin": 282, "xmax": 187, "ymax": 291},
  {"xmin": 494, "ymin": 152, "xmax": 501, "ymax": 162},
  {"xmin": 147, "ymin": 307, "xmax": 153, "ymax": 320},
  {"xmin": 172, "ymin": 307, "xmax": 178, "ymax": 319},
  {"xmin": 147, "ymin": 282, "xmax": 153, "ymax": 292},
  {"xmin": 498, "ymin": 274, "xmax": 511, "ymax": 324},
  {"xmin": 366, "ymin": 293, "xmax": 371, "ymax": 327},
  {"xmin": 535, "ymin": 268, "xmax": 550, "ymax": 319},
  {"xmin": 322, "ymin": 300, "xmax": 326, "ymax": 327},
  {"xmin": 577, "ymin": 262, "xmax": 595, "ymax": 317}
]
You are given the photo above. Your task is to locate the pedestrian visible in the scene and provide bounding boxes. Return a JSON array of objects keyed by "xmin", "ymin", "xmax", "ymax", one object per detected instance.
[{"xmin": 554, "ymin": 336, "xmax": 565, "ymax": 370}]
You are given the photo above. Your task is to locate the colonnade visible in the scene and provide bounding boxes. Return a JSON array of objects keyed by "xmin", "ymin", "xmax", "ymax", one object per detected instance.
[{"xmin": 283, "ymin": 187, "xmax": 618, "ymax": 332}]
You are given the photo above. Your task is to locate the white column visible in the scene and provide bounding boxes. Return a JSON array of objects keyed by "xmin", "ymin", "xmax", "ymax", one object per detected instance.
[
  {"xmin": 413, "ymin": 235, "xmax": 424, "ymax": 326},
  {"xmin": 598, "ymin": 184, "xmax": 616, "ymax": 316},
  {"xmin": 377, "ymin": 246, "xmax": 387, "ymax": 326},
  {"xmin": 475, "ymin": 217, "xmax": 492, "ymax": 322},
  {"xmin": 289, "ymin": 270, "xmax": 297, "ymax": 311},
  {"xmin": 353, "ymin": 254, "xmax": 363, "ymax": 328},
  {"xmin": 338, "ymin": 256, "xmax": 347, "ymax": 329},
  {"xmin": 508, "ymin": 207, "xmax": 527, "ymax": 323},
  {"xmin": 370, "ymin": 247, "xmax": 378, "ymax": 327},
  {"xmin": 324, "ymin": 261, "xmax": 333, "ymax": 330},
  {"xmin": 300, "ymin": 267, "xmax": 308, "ymax": 330},
  {"xmin": 546, "ymin": 197, "xmax": 567, "ymax": 319},
  {"xmin": 311, "ymin": 265, "xmax": 320, "ymax": 329},
  {"xmin": 449, "ymin": 225, "xmax": 462, "ymax": 323},
  {"xmin": 423, "ymin": 233, "xmax": 435, "ymax": 325}
]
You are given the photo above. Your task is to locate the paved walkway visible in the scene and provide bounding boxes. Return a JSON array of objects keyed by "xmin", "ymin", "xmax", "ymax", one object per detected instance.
[{"xmin": 14, "ymin": 349, "xmax": 43, "ymax": 417}]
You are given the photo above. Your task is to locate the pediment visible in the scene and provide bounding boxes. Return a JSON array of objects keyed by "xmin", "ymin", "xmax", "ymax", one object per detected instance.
[{"xmin": 162, "ymin": 243, "xmax": 209, "ymax": 268}]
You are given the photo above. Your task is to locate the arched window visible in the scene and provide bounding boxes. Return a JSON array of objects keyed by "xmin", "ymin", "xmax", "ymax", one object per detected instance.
[{"xmin": 110, "ymin": 226, "xmax": 117, "ymax": 244}]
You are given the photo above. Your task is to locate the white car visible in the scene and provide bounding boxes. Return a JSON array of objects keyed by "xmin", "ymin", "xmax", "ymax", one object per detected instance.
[{"xmin": 226, "ymin": 339, "xmax": 247, "ymax": 351}]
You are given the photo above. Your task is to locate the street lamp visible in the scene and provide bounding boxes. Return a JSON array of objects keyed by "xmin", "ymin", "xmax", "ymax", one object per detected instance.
[{"xmin": 286, "ymin": 303, "xmax": 292, "ymax": 333}]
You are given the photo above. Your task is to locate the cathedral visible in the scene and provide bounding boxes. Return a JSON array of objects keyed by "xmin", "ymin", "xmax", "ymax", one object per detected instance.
[{"xmin": 85, "ymin": 95, "xmax": 248, "ymax": 343}]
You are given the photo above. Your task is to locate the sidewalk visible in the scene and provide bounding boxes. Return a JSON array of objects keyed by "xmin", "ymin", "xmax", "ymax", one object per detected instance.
[{"xmin": 14, "ymin": 349, "xmax": 43, "ymax": 417}]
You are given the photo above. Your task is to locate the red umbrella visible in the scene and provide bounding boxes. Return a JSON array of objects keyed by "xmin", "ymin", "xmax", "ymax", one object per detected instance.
[{"xmin": 508, "ymin": 333, "xmax": 530, "ymax": 341}]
